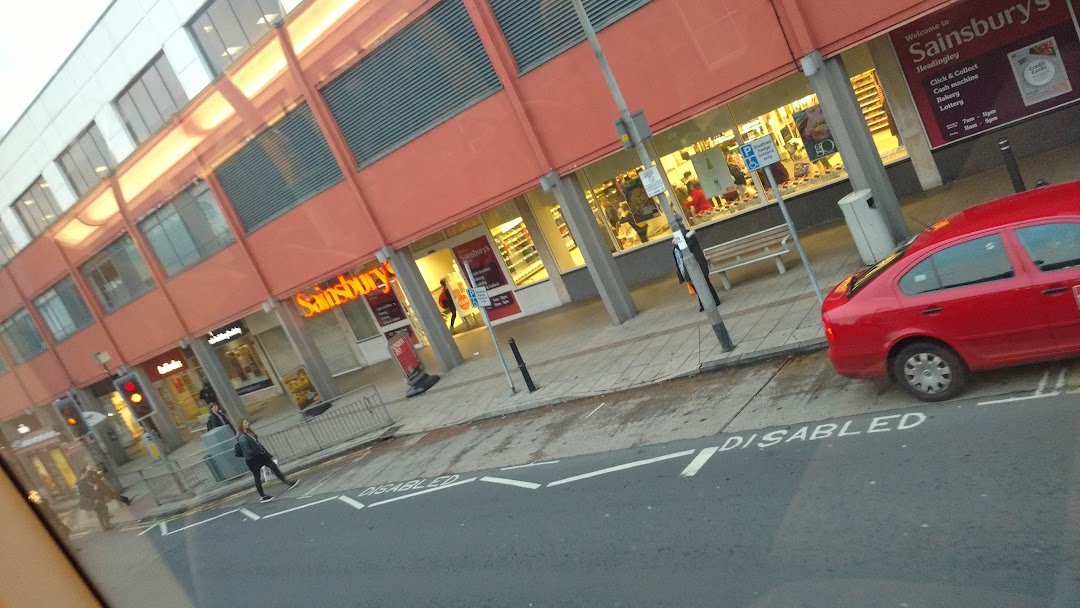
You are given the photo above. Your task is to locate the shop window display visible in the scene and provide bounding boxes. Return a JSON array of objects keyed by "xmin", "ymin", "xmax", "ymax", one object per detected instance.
[
  {"xmin": 482, "ymin": 200, "xmax": 548, "ymax": 287},
  {"xmin": 579, "ymin": 151, "xmax": 677, "ymax": 253}
]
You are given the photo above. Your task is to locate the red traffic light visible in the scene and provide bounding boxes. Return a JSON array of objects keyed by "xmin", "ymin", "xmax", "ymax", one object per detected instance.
[
  {"xmin": 124, "ymin": 381, "xmax": 136, "ymax": 392},
  {"xmin": 66, "ymin": 417, "xmax": 77, "ymax": 426}
]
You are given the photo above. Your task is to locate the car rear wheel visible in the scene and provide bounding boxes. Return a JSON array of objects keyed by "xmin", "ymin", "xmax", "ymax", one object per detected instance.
[{"xmin": 892, "ymin": 341, "xmax": 966, "ymax": 402}]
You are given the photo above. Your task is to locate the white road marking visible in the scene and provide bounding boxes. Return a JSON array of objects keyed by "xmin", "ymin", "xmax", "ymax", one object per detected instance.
[
  {"xmin": 1036, "ymin": 370, "xmax": 1050, "ymax": 395},
  {"xmin": 238, "ymin": 508, "xmax": 261, "ymax": 521},
  {"xmin": 301, "ymin": 452, "xmax": 369, "ymax": 498},
  {"xmin": 261, "ymin": 496, "xmax": 340, "ymax": 519},
  {"xmin": 367, "ymin": 477, "xmax": 477, "ymax": 508},
  {"xmin": 337, "ymin": 496, "xmax": 365, "ymax": 510},
  {"xmin": 978, "ymin": 392, "xmax": 1059, "ymax": 406},
  {"xmin": 164, "ymin": 509, "xmax": 239, "ymax": 535},
  {"xmin": 1055, "ymin": 368, "xmax": 1067, "ymax": 390},
  {"xmin": 479, "ymin": 476, "xmax": 541, "ymax": 489},
  {"xmin": 585, "ymin": 402, "xmax": 606, "ymax": 418},
  {"xmin": 500, "ymin": 460, "xmax": 560, "ymax": 471},
  {"xmin": 160, "ymin": 521, "xmax": 168, "ymax": 535},
  {"xmin": 680, "ymin": 447, "xmax": 719, "ymax": 477},
  {"xmin": 137, "ymin": 523, "xmax": 159, "ymax": 536},
  {"xmin": 548, "ymin": 450, "xmax": 696, "ymax": 487}
]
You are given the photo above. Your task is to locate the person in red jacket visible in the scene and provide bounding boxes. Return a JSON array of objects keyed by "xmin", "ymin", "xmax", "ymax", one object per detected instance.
[{"xmin": 685, "ymin": 181, "xmax": 713, "ymax": 216}]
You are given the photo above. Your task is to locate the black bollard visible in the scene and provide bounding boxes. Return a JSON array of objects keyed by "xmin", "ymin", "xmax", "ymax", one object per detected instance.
[
  {"xmin": 999, "ymin": 137, "xmax": 1026, "ymax": 193},
  {"xmin": 507, "ymin": 338, "xmax": 537, "ymax": 393}
]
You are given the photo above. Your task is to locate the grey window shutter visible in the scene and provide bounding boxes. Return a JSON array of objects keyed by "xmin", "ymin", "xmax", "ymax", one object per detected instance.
[
  {"xmin": 489, "ymin": 0, "xmax": 651, "ymax": 74},
  {"xmin": 257, "ymin": 327, "xmax": 302, "ymax": 379},
  {"xmin": 321, "ymin": 0, "xmax": 503, "ymax": 168},
  {"xmin": 307, "ymin": 312, "xmax": 362, "ymax": 376},
  {"xmin": 216, "ymin": 104, "xmax": 344, "ymax": 233}
]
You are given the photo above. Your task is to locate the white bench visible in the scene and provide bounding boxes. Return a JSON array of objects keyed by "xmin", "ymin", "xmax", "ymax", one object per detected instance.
[{"xmin": 703, "ymin": 225, "xmax": 793, "ymax": 290}]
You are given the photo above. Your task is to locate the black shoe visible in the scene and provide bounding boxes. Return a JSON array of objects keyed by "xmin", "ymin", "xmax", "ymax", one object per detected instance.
[
  {"xmin": 261, "ymin": 495, "xmax": 274, "ymax": 502},
  {"xmin": 121, "ymin": 496, "xmax": 132, "ymax": 505},
  {"xmin": 287, "ymin": 479, "xmax": 300, "ymax": 490}
]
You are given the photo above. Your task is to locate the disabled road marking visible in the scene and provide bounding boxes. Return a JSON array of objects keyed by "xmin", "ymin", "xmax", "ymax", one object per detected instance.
[
  {"xmin": 548, "ymin": 450, "xmax": 696, "ymax": 487},
  {"xmin": 262, "ymin": 496, "xmax": 340, "ymax": 520},
  {"xmin": 480, "ymin": 476, "xmax": 541, "ymax": 489},
  {"xmin": 680, "ymin": 447, "xmax": 719, "ymax": 477},
  {"xmin": 338, "ymin": 496, "xmax": 365, "ymax": 510},
  {"xmin": 501, "ymin": 460, "xmax": 559, "ymax": 471},
  {"xmin": 367, "ymin": 477, "xmax": 477, "ymax": 508},
  {"xmin": 979, "ymin": 366, "xmax": 1071, "ymax": 405}
]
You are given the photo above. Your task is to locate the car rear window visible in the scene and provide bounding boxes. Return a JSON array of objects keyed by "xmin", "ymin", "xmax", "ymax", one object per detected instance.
[
  {"xmin": 898, "ymin": 234, "xmax": 1014, "ymax": 295},
  {"xmin": 1015, "ymin": 222, "xmax": 1080, "ymax": 272},
  {"xmin": 846, "ymin": 235, "xmax": 916, "ymax": 298}
]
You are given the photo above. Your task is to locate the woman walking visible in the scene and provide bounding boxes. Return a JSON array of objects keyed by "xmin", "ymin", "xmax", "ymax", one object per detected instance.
[{"xmin": 236, "ymin": 420, "xmax": 298, "ymax": 502}]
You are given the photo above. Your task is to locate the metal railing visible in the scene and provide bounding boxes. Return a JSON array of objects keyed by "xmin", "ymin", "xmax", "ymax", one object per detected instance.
[{"xmin": 135, "ymin": 385, "xmax": 392, "ymax": 504}]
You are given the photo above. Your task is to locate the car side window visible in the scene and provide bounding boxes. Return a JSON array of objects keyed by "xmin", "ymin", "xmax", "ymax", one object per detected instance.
[
  {"xmin": 899, "ymin": 234, "xmax": 1014, "ymax": 296},
  {"xmin": 1015, "ymin": 222, "xmax": 1080, "ymax": 273}
]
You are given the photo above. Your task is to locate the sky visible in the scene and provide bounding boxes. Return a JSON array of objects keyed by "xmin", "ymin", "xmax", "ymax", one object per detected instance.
[{"xmin": 0, "ymin": 0, "xmax": 113, "ymax": 134}]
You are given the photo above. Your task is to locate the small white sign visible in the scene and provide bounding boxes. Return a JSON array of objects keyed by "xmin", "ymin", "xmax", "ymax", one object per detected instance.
[
  {"xmin": 639, "ymin": 166, "xmax": 666, "ymax": 197},
  {"xmin": 672, "ymin": 230, "xmax": 688, "ymax": 251},
  {"xmin": 740, "ymin": 136, "xmax": 781, "ymax": 171},
  {"xmin": 467, "ymin": 287, "xmax": 491, "ymax": 307}
]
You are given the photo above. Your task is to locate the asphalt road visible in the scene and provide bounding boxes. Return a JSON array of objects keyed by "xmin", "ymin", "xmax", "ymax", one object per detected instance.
[{"xmin": 117, "ymin": 389, "xmax": 1080, "ymax": 608}]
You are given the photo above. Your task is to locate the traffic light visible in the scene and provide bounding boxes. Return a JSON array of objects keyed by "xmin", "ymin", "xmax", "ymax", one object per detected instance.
[
  {"xmin": 114, "ymin": 373, "xmax": 154, "ymax": 419},
  {"xmin": 54, "ymin": 396, "xmax": 89, "ymax": 438}
]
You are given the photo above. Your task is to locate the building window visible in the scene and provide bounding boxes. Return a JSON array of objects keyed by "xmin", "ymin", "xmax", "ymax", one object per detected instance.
[
  {"xmin": 189, "ymin": 0, "xmax": 282, "ymax": 75},
  {"xmin": 0, "ymin": 309, "xmax": 47, "ymax": 364},
  {"xmin": 80, "ymin": 235, "xmax": 156, "ymax": 313},
  {"xmin": 57, "ymin": 124, "xmax": 116, "ymax": 197},
  {"xmin": 141, "ymin": 182, "xmax": 234, "ymax": 276},
  {"xmin": 33, "ymin": 277, "xmax": 94, "ymax": 342},
  {"xmin": 115, "ymin": 54, "xmax": 188, "ymax": 144},
  {"xmin": 13, "ymin": 176, "xmax": 62, "ymax": 237}
]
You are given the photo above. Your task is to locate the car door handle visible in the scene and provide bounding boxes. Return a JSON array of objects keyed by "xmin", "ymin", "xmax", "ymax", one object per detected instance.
[
  {"xmin": 1042, "ymin": 287, "xmax": 1068, "ymax": 295},
  {"xmin": 921, "ymin": 307, "xmax": 943, "ymax": 315}
]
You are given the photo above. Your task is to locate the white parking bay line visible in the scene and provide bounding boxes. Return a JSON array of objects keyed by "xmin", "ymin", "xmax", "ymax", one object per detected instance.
[
  {"xmin": 367, "ymin": 477, "xmax": 477, "ymax": 508},
  {"xmin": 501, "ymin": 460, "xmax": 559, "ymax": 471},
  {"xmin": 338, "ymin": 496, "xmax": 365, "ymax": 510},
  {"xmin": 262, "ymin": 495, "xmax": 340, "ymax": 520},
  {"xmin": 238, "ymin": 508, "xmax": 261, "ymax": 521},
  {"xmin": 548, "ymin": 450, "xmax": 697, "ymax": 487},
  {"xmin": 978, "ymin": 392, "xmax": 1059, "ymax": 406},
  {"xmin": 164, "ymin": 509, "xmax": 239, "ymax": 535},
  {"xmin": 480, "ymin": 476, "xmax": 541, "ymax": 489},
  {"xmin": 680, "ymin": 447, "xmax": 719, "ymax": 477}
]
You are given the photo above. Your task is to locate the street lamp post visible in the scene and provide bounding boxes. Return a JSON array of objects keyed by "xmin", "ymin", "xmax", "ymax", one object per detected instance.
[{"xmin": 569, "ymin": 0, "xmax": 734, "ymax": 352}]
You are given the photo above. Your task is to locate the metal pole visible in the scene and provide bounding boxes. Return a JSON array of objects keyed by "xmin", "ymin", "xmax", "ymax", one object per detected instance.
[
  {"xmin": 570, "ymin": 0, "xmax": 734, "ymax": 352},
  {"xmin": 998, "ymin": 137, "xmax": 1026, "ymax": 193},
  {"xmin": 464, "ymin": 263, "xmax": 517, "ymax": 395},
  {"xmin": 508, "ymin": 338, "xmax": 537, "ymax": 393},
  {"xmin": 764, "ymin": 166, "xmax": 824, "ymax": 305}
]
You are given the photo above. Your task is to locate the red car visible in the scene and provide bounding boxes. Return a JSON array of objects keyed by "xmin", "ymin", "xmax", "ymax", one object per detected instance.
[{"xmin": 822, "ymin": 181, "xmax": 1080, "ymax": 401}]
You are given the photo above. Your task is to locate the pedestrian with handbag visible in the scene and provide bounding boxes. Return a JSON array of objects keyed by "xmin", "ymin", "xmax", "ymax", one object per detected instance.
[
  {"xmin": 235, "ymin": 419, "xmax": 298, "ymax": 502},
  {"xmin": 77, "ymin": 465, "xmax": 111, "ymax": 531}
]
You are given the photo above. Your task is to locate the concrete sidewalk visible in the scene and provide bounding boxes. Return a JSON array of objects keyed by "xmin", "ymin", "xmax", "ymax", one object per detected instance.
[{"xmin": 101, "ymin": 141, "xmax": 1079, "ymax": 521}]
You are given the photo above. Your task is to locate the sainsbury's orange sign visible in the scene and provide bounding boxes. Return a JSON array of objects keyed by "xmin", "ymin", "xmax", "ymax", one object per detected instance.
[{"xmin": 295, "ymin": 261, "xmax": 394, "ymax": 317}]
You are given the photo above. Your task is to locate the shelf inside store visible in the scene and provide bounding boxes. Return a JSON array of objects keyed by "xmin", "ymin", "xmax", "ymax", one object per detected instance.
[{"xmin": 510, "ymin": 260, "xmax": 545, "ymax": 283}]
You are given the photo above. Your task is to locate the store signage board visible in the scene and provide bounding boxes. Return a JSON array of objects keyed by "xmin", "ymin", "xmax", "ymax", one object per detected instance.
[
  {"xmin": 452, "ymin": 237, "xmax": 507, "ymax": 289},
  {"xmin": 364, "ymin": 288, "xmax": 407, "ymax": 327},
  {"xmin": 690, "ymin": 148, "xmax": 735, "ymax": 199},
  {"xmin": 740, "ymin": 136, "xmax": 781, "ymax": 171},
  {"xmin": 485, "ymin": 291, "xmax": 522, "ymax": 322},
  {"xmin": 639, "ymin": 166, "xmax": 666, "ymax": 197},
  {"xmin": 388, "ymin": 332, "xmax": 424, "ymax": 385},
  {"xmin": 467, "ymin": 287, "xmax": 491, "ymax": 307},
  {"xmin": 295, "ymin": 261, "xmax": 395, "ymax": 318},
  {"xmin": 890, "ymin": 0, "xmax": 1080, "ymax": 147},
  {"xmin": 206, "ymin": 322, "xmax": 246, "ymax": 346}
]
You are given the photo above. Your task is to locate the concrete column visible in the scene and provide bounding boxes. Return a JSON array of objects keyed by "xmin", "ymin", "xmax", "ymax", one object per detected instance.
[
  {"xmin": 514, "ymin": 197, "xmax": 571, "ymax": 304},
  {"xmin": 187, "ymin": 336, "xmax": 249, "ymax": 424},
  {"xmin": 271, "ymin": 299, "xmax": 339, "ymax": 401},
  {"xmin": 541, "ymin": 171, "xmax": 637, "ymax": 324},
  {"xmin": 867, "ymin": 36, "xmax": 943, "ymax": 192},
  {"xmin": 93, "ymin": 107, "xmax": 136, "ymax": 165},
  {"xmin": 40, "ymin": 162, "xmax": 78, "ymax": 212},
  {"xmin": 379, "ymin": 246, "xmax": 465, "ymax": 372},
  {"xmin": 802, "ymin": 51, "xmax": 910, "ymax": 243},
  {"xmin": 163, "ymin": 29, "xmax": 214, "ymax": 100}
]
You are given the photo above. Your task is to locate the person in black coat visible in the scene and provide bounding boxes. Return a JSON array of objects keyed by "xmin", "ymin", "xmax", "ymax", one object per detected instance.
[
  {"xmin": 206, "ymin": 402, "xmax": 234, "ymax": 433},
  {"xmin": 236, "ymin": 419, "xmax": 298, "ymax": 502},
  {"xmin": 673, "ymin": 230, "xmax": 721, "ymax": 312},
  {"xmin": 77, "ymin": 466, "xmax": 111, "ymax": 531}
]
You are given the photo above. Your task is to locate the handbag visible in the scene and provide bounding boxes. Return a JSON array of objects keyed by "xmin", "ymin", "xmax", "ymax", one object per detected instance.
[{"xmin": 233, "ymin": 439, "xmax": 243, "ymax": 458}]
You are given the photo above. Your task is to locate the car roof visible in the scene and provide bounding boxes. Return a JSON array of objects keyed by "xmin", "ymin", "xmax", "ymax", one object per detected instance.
[{"xmin": 909, "ymin": 180, "xmax": 1080, "ymax": 253}]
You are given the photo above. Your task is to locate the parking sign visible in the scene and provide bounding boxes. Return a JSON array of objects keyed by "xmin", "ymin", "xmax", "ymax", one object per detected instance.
[{"xmin": 740, "ymin": 136, "xmax": 781, "ymax": 171}]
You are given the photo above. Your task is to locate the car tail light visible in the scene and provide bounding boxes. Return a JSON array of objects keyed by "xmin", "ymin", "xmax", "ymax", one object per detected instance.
[{"xmin": 822, "ymin": 313, "xmax": 836, "ymax": 342}]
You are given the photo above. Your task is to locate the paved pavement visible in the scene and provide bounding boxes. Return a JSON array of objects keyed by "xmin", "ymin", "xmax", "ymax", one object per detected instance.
[{"xmin": 75, "ymin": 383, "xmax": 1080, "ymax": 608}]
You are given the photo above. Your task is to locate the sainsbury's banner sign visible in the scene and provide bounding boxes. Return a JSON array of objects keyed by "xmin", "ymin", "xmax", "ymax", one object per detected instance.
[
  {"xmin": 295, "ymin": 262, "xmax": 394, "ymax": 317},
  {"xmin": 891, "ymin": 0, "xmax": 1080, "ymax": 147}
]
